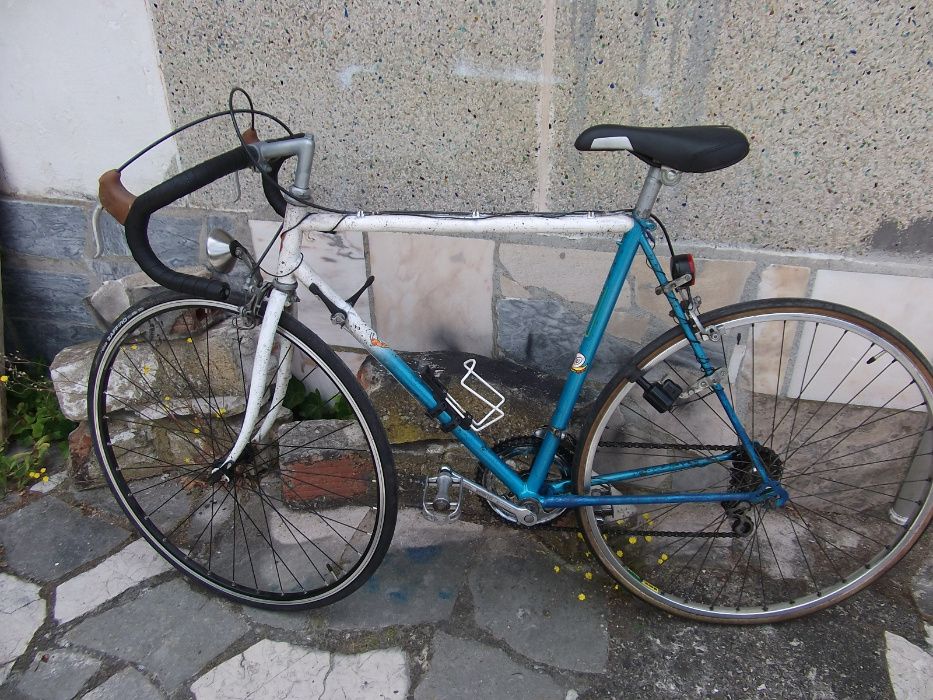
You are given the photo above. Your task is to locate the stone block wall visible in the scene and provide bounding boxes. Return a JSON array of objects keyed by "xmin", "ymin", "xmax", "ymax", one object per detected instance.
[
  {"xmin": 0, "ymin": 199, "xmax": 251, "ymax": 361},
  {"xmin": 2, "ymin": 0, "xmax": 931, "ymax": 371},
  {"xmin": 259, "ymin": 219, "xmax": 932, "ymax": 386}
]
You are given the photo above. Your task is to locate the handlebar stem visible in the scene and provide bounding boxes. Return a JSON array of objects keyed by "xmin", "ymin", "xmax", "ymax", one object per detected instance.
[{"xmin": 251, "ymin": 135, "xmax": 315, "ymax": 198}]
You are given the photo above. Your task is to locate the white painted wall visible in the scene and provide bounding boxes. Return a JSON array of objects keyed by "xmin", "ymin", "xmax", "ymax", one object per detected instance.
[{"xmin": 0, "ymin": 0, "xmax": 176, "ymax": 199}]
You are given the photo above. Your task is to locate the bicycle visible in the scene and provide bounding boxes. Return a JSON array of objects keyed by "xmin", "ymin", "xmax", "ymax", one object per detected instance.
[{"xmin": 89, "ymin": 94, "xmax": 933, "ymax": 624}]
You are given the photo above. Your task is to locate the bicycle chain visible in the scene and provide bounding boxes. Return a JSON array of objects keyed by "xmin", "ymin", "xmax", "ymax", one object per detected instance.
[
  {"xmin": 587, "ymin": 440, "xmax": 743, "ymax": 539},
  {"xmin": 479, "ymin": 438, "xmax": 745, "ymax": 538}
]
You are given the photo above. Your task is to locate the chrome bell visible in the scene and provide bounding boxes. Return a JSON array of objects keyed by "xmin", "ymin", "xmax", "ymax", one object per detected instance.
[{"xmin": 205, "ymin": 228, "xmax": 236, "ymax": 273}]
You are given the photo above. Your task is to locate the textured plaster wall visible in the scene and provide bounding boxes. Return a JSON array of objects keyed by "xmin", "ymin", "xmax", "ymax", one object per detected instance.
[
  {"xmin": 2, "ymin": 1, "xmax": 932, "ymax": 364},
  {"xmin": 150, "ymin": 0, "xmax": 932, "ymax": 255}
]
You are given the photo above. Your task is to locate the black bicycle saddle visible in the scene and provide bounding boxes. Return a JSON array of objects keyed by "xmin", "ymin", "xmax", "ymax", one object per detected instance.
[{"xmin": 574, "ymin": 125, "xmax": 749, "ymax": 173}]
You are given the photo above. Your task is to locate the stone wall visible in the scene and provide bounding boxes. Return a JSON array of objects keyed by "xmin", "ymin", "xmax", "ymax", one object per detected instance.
[
  {"xmin": 0, "ymin": 200, "xmax": 250, "ymax": 361},
  {"xmin": 1, "ymin": 1, "xmax": 931, "ymax": 369}
]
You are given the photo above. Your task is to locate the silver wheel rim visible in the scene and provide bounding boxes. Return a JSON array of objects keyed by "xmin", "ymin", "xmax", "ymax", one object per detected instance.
[{"xmin": 580, "ymin": 308, "xmax": 933, "ymax": 621}]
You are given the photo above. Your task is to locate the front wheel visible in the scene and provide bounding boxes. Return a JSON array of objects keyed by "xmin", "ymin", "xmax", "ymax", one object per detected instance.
[
  {"xmin": 88, "ymin": 292, "xmax": 397, "ymax": 609},
  {"xmin": 575, "ymin": 298, "xmax": 933, "ymax": 623}
]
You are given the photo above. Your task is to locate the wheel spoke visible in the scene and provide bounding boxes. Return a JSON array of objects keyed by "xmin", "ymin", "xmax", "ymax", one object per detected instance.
[
  {"xmin": 577, "ymin": 305, "xmax": 933, "ymax": 621},
  {"xmin": 90, "ymin": 296, "xmax": 394, "ymax": 607}
]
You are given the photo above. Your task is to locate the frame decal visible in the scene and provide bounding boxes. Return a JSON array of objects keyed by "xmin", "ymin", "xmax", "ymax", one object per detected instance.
[{"xmin": 570, "ymin": 353, "xmax": 588, "ymax": 373}]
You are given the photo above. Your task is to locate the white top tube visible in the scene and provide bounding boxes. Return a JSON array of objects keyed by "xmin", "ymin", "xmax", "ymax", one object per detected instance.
[{"xmin": 293, "ymin": 210, "xmax": 635, "ymax": 238}]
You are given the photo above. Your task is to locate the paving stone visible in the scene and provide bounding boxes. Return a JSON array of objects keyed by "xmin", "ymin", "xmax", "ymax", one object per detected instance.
[
  {"xmin": 329, "ymin": 648, "xmax": 409, "ymax": 699},
  {"xmin": 190, "ymin": 639, "xmax": 408, "ymax": 700},
  {"xmin": 240, "ymin": 606, "xmax": 308, "ymax": 632},
  {"xmin": 29, "ymin": 473, "xmax": 65, "ymax": 494},
  {"xmin": 0, "ymin": 574, "xmax": 46, "ymax": 685},
  {"xmin": 70, "ymin": 485, "xmax": 128, "ymax": 518},
  {"xmin": 391, "ymin": 507, "xmax": 483, "ymax": 549},
  {"xmin": 312, "ymin": 508, "xmax": 482, "ymax": 630},
  {"xmin": 14, "ymin": 648, "xmax": 101, "ymax": 700},
  {"xmin": 468, "ymin": 533, "xmax": 608, "ymax": 672},
  {"xmin": 415, "ymin": 632, "xmax": 568, "ymax": 700},
  {"xmin": 54, "ymin": 539, "xmax": 173, "ymax": 623},
  {"xmin": 82, "ymin": 667, "xmax": 164, "ymax": 700},
  {"xmin": 0, "ymin": 497, "xmax": 128, "ymax": 582},
  {"xmin": 313, "ymin": 544, "xmax": 467, "ymax": 630},
  {"xmin": 911, "ymin": 553, "xmax": 933, "ymax": 619},
  {"xmin": 65, "ymin": 578, "xmax": 247, "ymax": 691},
  {"xmin": 884, "ymin": 631, "xmax": 933, "ymax": 700}
]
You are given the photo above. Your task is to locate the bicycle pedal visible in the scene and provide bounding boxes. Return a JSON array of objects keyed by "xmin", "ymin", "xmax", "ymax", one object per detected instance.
[{"xmin": 421, "ymin": 467, "xmax": 463, "ymax": 522}]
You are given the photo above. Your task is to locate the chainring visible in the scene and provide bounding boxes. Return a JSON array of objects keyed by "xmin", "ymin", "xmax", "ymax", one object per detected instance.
[{"xmin": 476, "ymin": 435, "xmax": 573, "ymax": 526}]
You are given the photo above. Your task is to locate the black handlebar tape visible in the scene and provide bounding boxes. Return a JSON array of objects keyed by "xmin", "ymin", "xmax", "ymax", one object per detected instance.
[
  {"xmin": 124, "ymin": 147, "xmax": 252, "ymax": 301},
  {"xmin": 262, "ymin": 157, "xmax": 289, "ymax": 217}
]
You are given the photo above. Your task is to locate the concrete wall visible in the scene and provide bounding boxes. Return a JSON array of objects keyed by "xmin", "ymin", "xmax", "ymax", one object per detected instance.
[{"xmin": 1, "ymin": 1, "xmax": 931, "ymax": 373}]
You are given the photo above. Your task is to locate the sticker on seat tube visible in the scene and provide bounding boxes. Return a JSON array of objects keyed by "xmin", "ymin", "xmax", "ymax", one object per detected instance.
[{"xmin": 571, "ymin": 353, "xmax": 588, "ymax": 373}]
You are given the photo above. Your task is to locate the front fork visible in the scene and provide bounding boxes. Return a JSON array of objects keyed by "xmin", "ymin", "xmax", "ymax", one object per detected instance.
[{"xmin": 210, "ymin": 288, "xmax": 293, "ymax": 481}]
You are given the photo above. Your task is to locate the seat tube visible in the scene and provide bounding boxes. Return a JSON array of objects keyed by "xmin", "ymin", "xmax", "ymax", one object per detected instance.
[{"xmin": 527, "ymin": 223, "xmax": 645, "ymax": 490}]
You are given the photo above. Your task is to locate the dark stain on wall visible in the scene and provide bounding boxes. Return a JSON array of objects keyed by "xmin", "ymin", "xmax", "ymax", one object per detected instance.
[{"xmin": 870, "ymin": 218, "xmax": 933, "ymax": 256}]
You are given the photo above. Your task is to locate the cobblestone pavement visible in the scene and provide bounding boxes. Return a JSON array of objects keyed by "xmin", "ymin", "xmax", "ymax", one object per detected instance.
[{"xmin": 0, "ymin": 475, "xmax": 930, "ymax": 699}]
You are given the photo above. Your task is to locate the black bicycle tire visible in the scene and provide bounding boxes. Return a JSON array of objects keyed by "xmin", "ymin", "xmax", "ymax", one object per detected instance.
[
  {"xmin": 87, "ymin": 290, "xmax": 397, "ymax": 609},
  {"xmin": 574, "ymin": 297, "xmax": 933, "ymax": 623}
]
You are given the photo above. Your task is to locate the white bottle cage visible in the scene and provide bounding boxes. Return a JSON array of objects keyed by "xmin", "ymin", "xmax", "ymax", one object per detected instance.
[{"xmin": 443, "ymin": 358, "xmax": 506, "ymax": 433}]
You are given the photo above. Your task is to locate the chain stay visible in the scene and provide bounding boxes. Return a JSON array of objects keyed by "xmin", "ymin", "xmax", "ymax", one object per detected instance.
[{"xmin": 595, "ymin": 439, "xmax": 741, "ymax": 539}]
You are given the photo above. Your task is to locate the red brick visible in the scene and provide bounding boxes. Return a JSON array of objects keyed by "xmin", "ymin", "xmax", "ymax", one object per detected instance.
[{"xmin": 281, "ymin": 453, "xmax": 371, "ymax": 504}]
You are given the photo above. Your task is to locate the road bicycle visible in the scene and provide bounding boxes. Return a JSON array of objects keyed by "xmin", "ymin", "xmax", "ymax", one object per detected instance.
[{"xmin": 89, "ymin": 95, "xmax": 933, "ymax": 623}]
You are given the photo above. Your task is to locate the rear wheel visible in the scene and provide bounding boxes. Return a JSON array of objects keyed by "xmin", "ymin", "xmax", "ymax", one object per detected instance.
[
  {"xmin": 88, "ymin": 292, "xmax": 396, "ymax": 609},
  {"xmin": 575, "ymin": 299, "xmax": 933, "ymax": 623}
]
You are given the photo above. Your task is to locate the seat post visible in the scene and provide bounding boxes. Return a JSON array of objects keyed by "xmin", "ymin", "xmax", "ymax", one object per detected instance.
[{"xmin": 633, "ymin": 166, "xmax": 663, "ymax": 220}]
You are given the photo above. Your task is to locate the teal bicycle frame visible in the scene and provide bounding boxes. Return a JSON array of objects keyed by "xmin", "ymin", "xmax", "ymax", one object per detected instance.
[{"xmin": 363, "ymin": 216, "xmax": 788, "ymax": 511}]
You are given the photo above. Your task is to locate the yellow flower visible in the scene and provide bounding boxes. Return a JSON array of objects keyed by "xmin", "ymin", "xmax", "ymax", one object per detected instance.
[
  {"xmin": 584, "ymin": 572, "xmax": 593, "ymax": 581},
  {"xmin": 553, "ymin": 565, "xmax": 560, "ymax": 573},
  {"xmin": 616, "ymin": 550, "xmax": 624, "ymax": 558},
  {"xmin": 645, "ymin": 535, "xmax": 653, "ymax": 542},
  {"xmin": 192, "ymin": 428, "xmax": 201, "ymax": 435},
  {"xmin": 576, "ymin": 532, "xmax": 583, "ymax": 540},
  {"xmin": 628, "ymin": 536, "xmax": 637, "ymax": 544},
  {"xmin": 186, "ymin": 337, "xmax": 193, "ymax": 344},
  {"xmin": 577, "ymin": 593, "xmax": 586, "ymax": 601},
  {"xmin": 40, "ymin": 468, "xmax": 46, "ymax": 474},
  {"xmin": 42, "ymin": 476, "xmax": 49, "ymax": 483},
  {"xmin": 129, "ymin": 344, "xmax": 138, "ymax": 350},
  {"xmin": 0, "ymin": 375, "xmax": 8, "ymax": 383}
]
